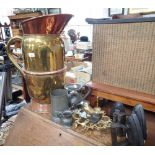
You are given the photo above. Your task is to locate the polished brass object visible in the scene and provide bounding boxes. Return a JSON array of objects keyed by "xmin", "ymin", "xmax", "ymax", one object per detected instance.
[
  {"xmin": 73, "ymin": 110, "xmax": 111, "ymax": 131},
  {"xmin": 6, "ymin": 14, "xmax": 73, "ymax": 113},
  {"xmin": 82, "ymin": 101, "xmax": 106, "ymax": 115},
  {"xmin": 72, "ymin": 101, "xmax": 112, "ymax": 131}
]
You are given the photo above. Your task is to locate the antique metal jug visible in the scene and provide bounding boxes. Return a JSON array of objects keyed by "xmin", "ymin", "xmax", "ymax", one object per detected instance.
[
  {"xmin": 6, "ymin": 14, "xmax": 73, "ymax": 113},
  {"xmin": 64, "ymin": 83, "xmax": 91, "ymax": 109}
]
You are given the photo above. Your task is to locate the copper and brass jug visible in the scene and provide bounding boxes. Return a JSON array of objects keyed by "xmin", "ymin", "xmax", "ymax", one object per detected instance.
[{"xmin": 6, "ymin": 14, "xmax": 73, "ymax": 113}]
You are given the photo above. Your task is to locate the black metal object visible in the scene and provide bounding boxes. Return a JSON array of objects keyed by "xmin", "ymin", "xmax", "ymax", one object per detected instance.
[
  {"xmin": 126, "ymin": 113, "xmax": 144, "ymax": 146},
  {"xmin": 0, "ymin": 72, "xmax": 7, "ymax": 125},
  {"xmin": 111, "ymin": 108, "xmax": 127, "ymax": 146},
  {"xmin": 110, "ymin": 103, "xmax": 147, "ymax": 146},
  {"xmin": 86, "ymin": 17, "xmax": 155, "ymax": 25},
  {"xmin": 110, "ymin": 102, "xmax": 125, "ymax": 119},
  {"xmin": 132, "ymin": 104, "xmax": 147, "ymax": 140}
]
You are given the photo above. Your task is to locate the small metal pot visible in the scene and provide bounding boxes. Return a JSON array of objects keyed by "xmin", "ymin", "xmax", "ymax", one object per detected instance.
[{"xmin": 60, "ymin": 110, "xmax": 73, "ymax": 127}]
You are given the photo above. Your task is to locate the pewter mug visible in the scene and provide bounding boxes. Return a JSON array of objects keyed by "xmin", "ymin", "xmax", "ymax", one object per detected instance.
[{"xmin": 51, "ymin": 89, "xmax": 69, "ymax": 123}]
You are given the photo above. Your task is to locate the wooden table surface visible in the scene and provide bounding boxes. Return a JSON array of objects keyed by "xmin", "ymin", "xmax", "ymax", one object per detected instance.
[{"xmin": 5, "ymin": 104, "xmax": 112, "ymax": 146}]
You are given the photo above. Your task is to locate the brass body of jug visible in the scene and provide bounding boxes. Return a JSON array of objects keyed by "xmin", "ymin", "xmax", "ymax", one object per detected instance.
[{"xmin": 6, "ymin": 14, "xmax": 73, "ymax": 113}]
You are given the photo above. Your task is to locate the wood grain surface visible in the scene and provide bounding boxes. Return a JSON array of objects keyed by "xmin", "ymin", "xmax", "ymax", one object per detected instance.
[
  {"xmin": 87, "ymin": 81, "xmax": 155, "ymax": 112},
  {"xmin": 5, "ymin": 105, "xmax": 109, "ymax": 146}
]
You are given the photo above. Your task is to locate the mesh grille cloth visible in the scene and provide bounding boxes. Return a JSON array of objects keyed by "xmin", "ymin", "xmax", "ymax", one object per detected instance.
[{"xmin": 92, "ymin": 22, "xmax": 155, "ymax": 95}]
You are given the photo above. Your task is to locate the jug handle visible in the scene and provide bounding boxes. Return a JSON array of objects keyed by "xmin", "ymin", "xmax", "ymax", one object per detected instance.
[{"xmin": 6, "ymin": 36, "xmax": 25, "ymax": 77}]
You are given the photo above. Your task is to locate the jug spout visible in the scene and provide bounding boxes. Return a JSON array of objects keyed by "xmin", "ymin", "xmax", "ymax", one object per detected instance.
[{"xmin": 21, "ymin": 14, "xmax": 73, "ymax": 34}]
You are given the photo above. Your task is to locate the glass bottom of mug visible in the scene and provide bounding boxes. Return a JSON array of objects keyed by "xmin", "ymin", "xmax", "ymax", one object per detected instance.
[{"xmin": 29, "ymin": 99, "xmax": 51, "ymax": 113}]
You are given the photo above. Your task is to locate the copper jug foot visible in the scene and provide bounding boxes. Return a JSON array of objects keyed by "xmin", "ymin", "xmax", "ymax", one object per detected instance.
[{"xmin": 29, "ymin": 99, "xmax": 51, "ymax": 114}]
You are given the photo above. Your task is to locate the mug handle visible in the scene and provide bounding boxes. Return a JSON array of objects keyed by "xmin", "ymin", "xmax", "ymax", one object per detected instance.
[{"xmin": 6, "ymin": 36, "xmax": 25, "ymax": 76}]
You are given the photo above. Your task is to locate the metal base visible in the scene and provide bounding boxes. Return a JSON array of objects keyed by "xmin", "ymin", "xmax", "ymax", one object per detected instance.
[
  {"xmin": 52, "ymin": 116, "xmax": 61, "ymax": 124},
  {"xmin": 29, "ymin": 100, "xmax": 51, "ymax": 114}
]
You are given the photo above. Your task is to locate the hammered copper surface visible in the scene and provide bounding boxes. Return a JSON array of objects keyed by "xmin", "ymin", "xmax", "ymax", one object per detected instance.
[{"xmin": 21, "ymin": 14, "xmax": 73, "ymax": 34}]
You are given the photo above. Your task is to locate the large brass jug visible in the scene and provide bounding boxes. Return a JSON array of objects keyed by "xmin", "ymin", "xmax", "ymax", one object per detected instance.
[{"xmin": 6, "ymin": 14, "xmax": 73, "ymax": 113}]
